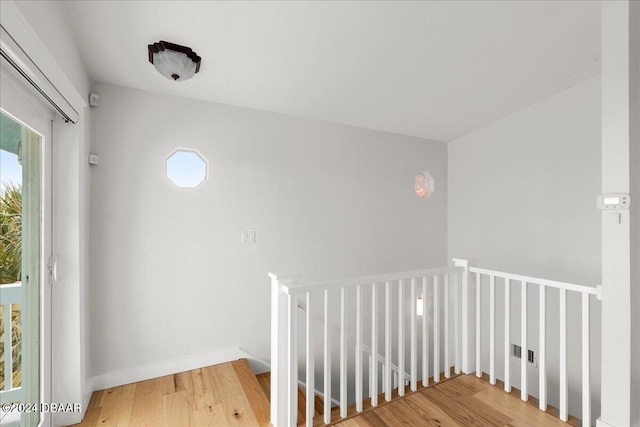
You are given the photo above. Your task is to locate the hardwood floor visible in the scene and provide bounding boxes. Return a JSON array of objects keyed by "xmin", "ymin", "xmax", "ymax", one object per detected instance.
[
  {"xmin": 70, "ymin": 361, "xmax": 578, "ymax": 427},
  {"xmin": 69, "ymin": 359, "xmax": 269, "ymax": 427},
  {"xmin": 333, "ymin": 375, "xmax": 578, "ymax": 427}
]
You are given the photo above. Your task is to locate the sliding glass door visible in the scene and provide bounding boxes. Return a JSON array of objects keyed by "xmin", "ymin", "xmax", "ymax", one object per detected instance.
[{"xmin": 1, "ymin": 71, "xmax": 52, "ymax": 427}]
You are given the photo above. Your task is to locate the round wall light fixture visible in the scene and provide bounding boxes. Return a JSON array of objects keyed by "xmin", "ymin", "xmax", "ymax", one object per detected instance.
[
  {"xmin": 415, "ymin": 172, "xmax": 434, "ymax": 198},
  {"xmin": 148, "ymin": 41, "xmax": 201, "ymax": 82}
]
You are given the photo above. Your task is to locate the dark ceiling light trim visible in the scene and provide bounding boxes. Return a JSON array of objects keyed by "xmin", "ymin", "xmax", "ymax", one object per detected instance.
[{"xmin": 148, "ymin": 41, "xmax": 201, "ymax": 81}]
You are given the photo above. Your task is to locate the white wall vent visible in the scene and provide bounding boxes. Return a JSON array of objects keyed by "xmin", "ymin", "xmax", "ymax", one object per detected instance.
[{"xmin": 511, "ymin": 343, "xmax": 536, "ymax": 367}]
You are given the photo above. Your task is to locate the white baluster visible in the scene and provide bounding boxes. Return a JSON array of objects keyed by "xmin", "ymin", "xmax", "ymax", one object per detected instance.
[
  {"xmin": 582, "ymin": 293, "xmax": 591, "ymax": 427},
  {"xmin": 382, "ymin": 366, "xmax": 386, "ymax": 394},
  {"xmin": 371, "ymin": 283, "xmax": 378, "ymax": 406},
  {"xmin": 269, "ymin": 275, "xmax": 284, "ymax": 427},
  {"xmin": 452, "ymin": 258, "xmax": 470, "ymax": 375},
  {"xmin": 422, "ymin": 277, "xmax": 429, "ymax": 387},
  {"xmin": 323, "ymin": 289, "xmax": 331, "ymax": 425},
  {"xmin": 559, "ymin": 288, "xmax": 567, "ymax": 421},
  {"xmin": 340, "ymin": 288, "xmax": 347, "ymax": 418},
  {"xmin": 489, "ymin": 275, "xmax": 495, "ymax": 385},
  {"xmin": 539, "ymin": 285, "xmax": 547, "ymax": 411},
  {"xmin": 356, "ymin": 285, "xmax": 363, "ymax": 412},
  {"xmin": 444, "ymin": 273, "xmax": 450, "ymax": 378},
  {"xmin": 454, "ymin": 272, "xmax": 460, "ymax": 375},
  {"xmin": 398, "ymin": 280, "xmax": 405, "ymax": 396},
  {"xmin": 521, "ymin": 281, "xmax": 527, "ymax": 401},
  {"xmin": 504, "ymin": 278, "xmax": 511, "ymax": 392},
  {"xmin": 369, "ymin": 354, "xmax": 374, "ymax": 400},
  {"xmin": 4, "ymin": 303, "xmax": 13, "ymax": 390},
  {"xmin": 385, "ymin": 281, "xmax": 392, "ymax": 401},
  {"xmin": 411, "ymin": 278, "xmax": 417, "ymax": 391},
  {"xmin": 476, "ymin": 272, "xmax": 481, "ymax": 378},
  {"xmin": 434, "ymin": 275, "xmax": 440, "ymax": 382},
  {"xmin": 305, "ymin": 292, "xmax": 315, "ymax": 427},
  {"xmin": 288, "ymin": 294, "xmax": 298, "ymax": 427}
]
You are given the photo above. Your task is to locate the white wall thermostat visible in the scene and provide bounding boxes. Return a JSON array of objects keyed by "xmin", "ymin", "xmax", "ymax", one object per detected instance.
[{"xmin": 597, "ymin": 193, "xmax": 630, "ymax": 210}]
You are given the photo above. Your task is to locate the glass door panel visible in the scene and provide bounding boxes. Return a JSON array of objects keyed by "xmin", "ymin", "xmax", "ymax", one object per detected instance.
[{"xmin": 1, "ymin": 109, "xmax": 44, "ymax": 427}]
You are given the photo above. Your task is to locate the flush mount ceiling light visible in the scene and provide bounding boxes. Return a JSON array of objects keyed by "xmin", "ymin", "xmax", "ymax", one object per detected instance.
[
  {"xmin": 148, "ymin": 41, "xmax": 201, "ymax": 82},
  {"xmin": 415, "ymin": 172, "xmax": 434, "ymax": 198}
]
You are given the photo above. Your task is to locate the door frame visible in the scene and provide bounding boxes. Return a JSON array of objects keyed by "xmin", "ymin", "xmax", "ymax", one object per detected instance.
[{"xmin": 1, "ymin": 65, "xmax": 53, "ymax": 427}]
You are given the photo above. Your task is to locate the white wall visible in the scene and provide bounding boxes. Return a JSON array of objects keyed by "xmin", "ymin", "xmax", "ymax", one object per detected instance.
[
  {"xmin": 448, "ymin": 77, "xmax": 602, "ymax": 422},
  {"xmin": 88, "ymin": 82, "xmax": 448, "ymax": 384},
  {"xmin": 14, "ymin": 0, "xmax": 90, "ymax": 100},
  {"xmin": 629, "ymin": 2, "xmax": 640, "ymax": 426}
]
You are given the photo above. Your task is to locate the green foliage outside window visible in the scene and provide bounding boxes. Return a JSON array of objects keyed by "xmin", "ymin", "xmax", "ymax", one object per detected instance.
[{"xmin": 0, "ymin": 182, "xmax": 21, "ymax": 284}]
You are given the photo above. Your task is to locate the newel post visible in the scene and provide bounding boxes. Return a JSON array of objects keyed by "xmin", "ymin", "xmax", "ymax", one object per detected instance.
[
  {"xmin": 452, "ymin": 258, "xmax": 477, "ymax": 375},
  {"xmin": 269, "ymin": 273, "xmax": 287, "ymax": 427}
]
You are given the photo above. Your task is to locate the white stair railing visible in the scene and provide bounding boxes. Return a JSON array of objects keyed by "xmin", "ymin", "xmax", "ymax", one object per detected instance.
[
  {"xmin": 270, "ymin": 266, "xmax": 462, "ymax": 427},
  {"xmin": 297, "ymin": 298, "xmax": 412, "ymax": 395},
  {"xmin": 0, "ymin": 282, "xmax": 23, "ymax": 404},
  {"xmin": 453, "ymin": 258, "xmax": 601, "ymax": 427}
]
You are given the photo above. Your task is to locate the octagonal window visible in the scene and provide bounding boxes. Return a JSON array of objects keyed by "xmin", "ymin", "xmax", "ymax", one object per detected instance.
[{"xmin": 166, "ymin": 149, "xmax": 208, "ymax": 188}]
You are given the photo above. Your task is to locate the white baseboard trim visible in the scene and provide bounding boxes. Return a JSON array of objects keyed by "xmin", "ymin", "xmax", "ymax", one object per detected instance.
[
  {"xmin": 88, "ymin": 346, "xmax": 253, "ymax": 391},
  {"xmin": 596, "ymin": 417, "xmax": 618, "ymax": 427},
  {"xmin": 237, "ymin": 347, "xmax": 271, "ymax": 374}
]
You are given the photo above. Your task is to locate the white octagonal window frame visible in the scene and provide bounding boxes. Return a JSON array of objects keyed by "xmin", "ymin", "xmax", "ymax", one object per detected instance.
[{"xmin": 165, "ymin": 148, "xmax": 209, "ymax": 188}]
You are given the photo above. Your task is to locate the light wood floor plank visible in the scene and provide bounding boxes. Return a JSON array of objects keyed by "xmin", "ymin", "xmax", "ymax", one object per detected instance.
[
  {"xmin": 401, "ymin": 392, "xmax": 467, "ymax": 427},
  {"xmin": 74, "ymin": 390, "xmax": 104, "ymax": 427},
  {"xmin": 428, "ymin": 379, "xmax": 513, "ymax": 427},
  {"xmin": 190, "ymin": 368, "xmax": 215, "ymax": 410},
  {"xmin": 420, "ymin": 386, "xmax": 504, "ymax": 427},
  {"xmin": 129, "ymin": 374, "xmax": 175, "ymax": 426},
  {"xmin": 202, "ymin": 362, "xmax": 260, "ymax": 426},
  {"xmin": 474, "ymin": 387, "xmax": 570, "ymax": 427},
  {"xmin": 96, "ymin": 383, "xmax": 136, "ymax": 426},
  {"xmin": 162, "ymin": 390, "xmax": 195, "ymax": 427},
  {"xmin": 231, "ymin": 360, "xmax": 270, "ymax": 427}
]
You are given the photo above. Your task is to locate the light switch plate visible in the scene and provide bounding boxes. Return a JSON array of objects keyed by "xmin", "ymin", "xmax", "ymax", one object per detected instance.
[{"xmin": 242, "ymin": 231, "xmax": 256, "ymax": 244}]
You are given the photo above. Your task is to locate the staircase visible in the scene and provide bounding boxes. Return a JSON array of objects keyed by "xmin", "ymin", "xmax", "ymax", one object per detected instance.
[
  {"xmin": 254, "ymin": 372, "xmax": 325, "ymax": 426},
  {"xmin": 270, "ymin": 261, "xmax": 600, "ymax": 426}
]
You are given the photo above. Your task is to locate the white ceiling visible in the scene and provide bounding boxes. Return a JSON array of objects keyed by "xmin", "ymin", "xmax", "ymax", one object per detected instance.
[{"xmin": 62, "ymin": 1, "xmax": 600, "ymax": 142}]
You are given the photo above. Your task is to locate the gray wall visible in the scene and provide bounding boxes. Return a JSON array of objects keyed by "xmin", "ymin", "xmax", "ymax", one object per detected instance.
[
  {"xmin": 88, "ymin": 83, "xmax": 448, "ymax": 382},
  {"xmin": 630, "ymin": 2, "xmax": 640, "ymax": 426},
  {"xmin": 448, "ymin": 77, "xmax": 602, "ymax": 421}
]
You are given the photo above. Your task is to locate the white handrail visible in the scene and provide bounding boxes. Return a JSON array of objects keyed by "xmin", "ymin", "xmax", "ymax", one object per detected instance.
[
  {"xmin": 469, "ymin": 266, "xmax": 600, "ymax": 297},
  {"xmin": 271, "ymin": 266, "xmax": 461, "ymax": 426},
  {"xmin": 282, "ymin": 266, "xmax": 462, "ymax": 294},
  {"xmin": 459, "ymin": 260, "xmax": 600, "ymax": 426}
]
